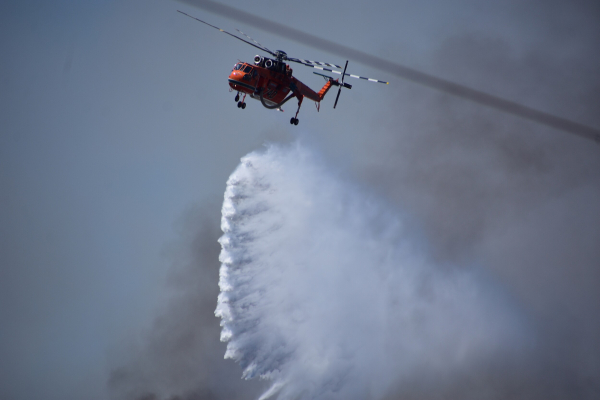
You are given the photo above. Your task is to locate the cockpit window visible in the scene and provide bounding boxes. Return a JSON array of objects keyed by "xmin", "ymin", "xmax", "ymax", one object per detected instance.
[
  {"xmin": 234, "ymin": 63, "xmax": 243, "ymax": 70},
  {"xmin": 244, "ymin": 65, "xmax": 252, "ymax": 73}
]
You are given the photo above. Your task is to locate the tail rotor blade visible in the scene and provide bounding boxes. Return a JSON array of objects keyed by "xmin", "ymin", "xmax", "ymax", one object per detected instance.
[
  {"xmin": 340, "ymin": 60, "xmax": 348, "ymax": 84},
  {"xmin": 333, "ymin": 86, "xmax": 342, "ymax": 109}
]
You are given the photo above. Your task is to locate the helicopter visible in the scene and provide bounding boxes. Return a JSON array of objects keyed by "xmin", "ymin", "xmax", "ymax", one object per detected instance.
[{"xmin": 178, "ymin": 10, "xmax": 388, "ymax": 125}]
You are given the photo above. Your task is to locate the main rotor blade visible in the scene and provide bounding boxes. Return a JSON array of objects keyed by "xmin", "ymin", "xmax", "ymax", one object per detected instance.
[
  {"xmin": 235, "ymin": 28, "xmax": 273, "ymax": 55},
  {"xmin": 286, "ymin": 58, "xmax": 389, "ymax": 84},
  {"xmin": 177, "ymin": 10, "xmax": 274, "ymax": 56},
  {"xmin": 177, "ymin": 0, "xmax": 600, "ymax": 144},
  {"xmin": 288, "ymin": 58, "xmax": 343, "ymax": 69},
  {"xmin": 315, "ymin": 66, "xmax": 389, "ymax": 84}
]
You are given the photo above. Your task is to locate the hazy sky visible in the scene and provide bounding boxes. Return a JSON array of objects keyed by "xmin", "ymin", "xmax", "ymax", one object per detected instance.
[{"xmin": 1, "ymin": 1, "xmax": 598, "ymax": 399}]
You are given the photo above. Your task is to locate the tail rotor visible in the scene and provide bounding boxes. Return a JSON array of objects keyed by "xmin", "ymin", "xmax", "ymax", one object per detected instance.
[{"xmin": 333, "ymin": 60, "xmax": 349, "ymax": 109}]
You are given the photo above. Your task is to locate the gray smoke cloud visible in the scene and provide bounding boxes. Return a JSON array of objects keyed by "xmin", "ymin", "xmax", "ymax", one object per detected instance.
[
  {"xmin": 107, "ymin": 205, "xmax": 267, "ymax": 400},
  {"xmin": 350, "ymin": 26, "xmax": 600, "ymax": 399}
]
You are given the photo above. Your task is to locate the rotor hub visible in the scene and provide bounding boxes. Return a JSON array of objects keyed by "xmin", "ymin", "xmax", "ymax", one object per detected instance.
[{"xmin": 275, "ymin": 50, "xmax": 287, "ymax": 60}]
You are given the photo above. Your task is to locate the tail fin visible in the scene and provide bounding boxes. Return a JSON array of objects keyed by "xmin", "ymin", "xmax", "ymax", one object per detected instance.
[
  {"xmin": 317, "ymin": 79, "xmax": 335, "ymax": 101},
  {"xmin": 314, "ymin": 74, "xmax": 352, "ymax": 104}
]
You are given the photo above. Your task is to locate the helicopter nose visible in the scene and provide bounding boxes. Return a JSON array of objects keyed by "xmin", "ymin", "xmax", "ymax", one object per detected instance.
[
  {"xmin": 229, "ymin": 70, "xmax": 242, "ymax": 80},
  {"xmin": 228, "ymin": 70, "xmax": 248, "ymax": 92}
]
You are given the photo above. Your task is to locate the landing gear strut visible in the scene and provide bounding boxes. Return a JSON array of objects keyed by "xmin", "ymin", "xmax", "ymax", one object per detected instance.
[{"xmin": 290, "ymin": 97, "xmax": 303, "ymax": 126}]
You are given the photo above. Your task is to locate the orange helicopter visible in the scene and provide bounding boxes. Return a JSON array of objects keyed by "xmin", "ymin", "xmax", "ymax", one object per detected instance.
[{"xmin": 178, "ymin": 10, "xmax": 388, "ymax": 125}]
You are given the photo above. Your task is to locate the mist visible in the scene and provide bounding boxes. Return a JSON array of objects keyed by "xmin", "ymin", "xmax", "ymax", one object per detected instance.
[{"xmin": 216, "ymin": 142, "xmax": 528, "ymax": 399}]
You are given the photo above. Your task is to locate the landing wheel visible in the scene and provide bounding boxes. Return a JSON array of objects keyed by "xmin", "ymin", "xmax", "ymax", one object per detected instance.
[
  {"xmin": 237, "ymin": 101, "xmax": 242, "ymax": 108},
  {"xmin": 235, "ymin": 93, "xmax": 240, "ymax": 102},
  {"xmin": 241, "ymin": 102, "xmax": 246, "ymax": 109},
  {"xmin": 290, "ymin": 118, "xmax": 299, "ymax": 125}
]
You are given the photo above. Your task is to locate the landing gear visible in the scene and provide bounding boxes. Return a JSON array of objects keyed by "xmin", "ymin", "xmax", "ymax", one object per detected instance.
[
  {"xmin": 290, "ymin": 96, "xmax": 303, "ymax": 126},
  {"xmin": 236, "ymin": 93, "xmax": 247, "ymax": 109}
]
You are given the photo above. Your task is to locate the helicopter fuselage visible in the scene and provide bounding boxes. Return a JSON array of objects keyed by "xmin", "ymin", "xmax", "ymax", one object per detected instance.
[{"xmin": 228, "ymin": 57, "xmax": 332, "ymax": 108}]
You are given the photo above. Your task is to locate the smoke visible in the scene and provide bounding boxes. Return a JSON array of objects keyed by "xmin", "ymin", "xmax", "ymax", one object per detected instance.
[
  {"xmin": 347, "ymin": 26, "xmax": 600, "ymax": 398},
  {"xmin": 216, "ymin": 142, "xmax": 527, "ymax": 400},
  {"xmin": 107, "ymin": 206, "xmax": 266, "ymax": 400}
]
